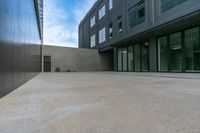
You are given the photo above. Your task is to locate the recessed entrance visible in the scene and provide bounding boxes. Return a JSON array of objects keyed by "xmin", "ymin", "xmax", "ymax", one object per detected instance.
[{"xmin": 44, "ymin": 56, "xmax": 51, "ymax": 72}]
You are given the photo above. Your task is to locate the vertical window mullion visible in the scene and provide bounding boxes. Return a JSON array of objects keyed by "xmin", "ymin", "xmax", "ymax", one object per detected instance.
[
  {"xmin": 140, "ymin": 43, "xmax": 142, "ymax": 72},
  {"xmin": 167, "ymin": 35, "xmax": 171, "ymax": 72}
]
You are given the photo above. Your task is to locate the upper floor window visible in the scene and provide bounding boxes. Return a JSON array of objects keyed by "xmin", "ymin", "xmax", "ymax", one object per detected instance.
[
  {"xmin": 117, "ymin": 16, "xmax": 122, "ymax": 33},
  {"xmin": 160, "ymin": 0, "xmax": 188, "ymax": 12},
  {"xmin": 109, "ymin": 22, "xmax": 113, "ymax": 39},
  {"xmin": 99, "ymin": 5, "xmax": 106, "ymax": 20},
  {"xmin": 109, "ymin": 0, "xmax": 113, "ymax": 10},
  {"xmin": 90, "ymin": 35, "xmax": 96, "ymax": 48},
  {"xmin": 128, "ymin": 0, "xmax": 145, "ymax": 28},
  {"xmin": 99, "ymin": 28, "xmax": 106, "ymax": 44},
  {"xmin": 90, "ymin": 16, "xmax": 95, "ymax": 28}
]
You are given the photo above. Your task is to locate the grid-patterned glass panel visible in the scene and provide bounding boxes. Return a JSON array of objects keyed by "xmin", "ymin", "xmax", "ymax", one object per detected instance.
[
  {"xmin": 99, "ymin": 28, "xmax": 106, "ymax": 44},
  {"xmin": 185, "ymin": 27, "xmax": 200, "ymax": 72},
  {"xmin": 170, "ymin": 32, "xmax": 182, "ymax": 72},
  {"xmin": 90, "ymin": 35, "xmax": 96, "ymax": 48},
  {"xmin": 158, "ymin": 36, "xmax": 168, "ymax": 71},
  {"xmin": 90, "ymin": 16, "xmax": 95, "ymax": 28}
]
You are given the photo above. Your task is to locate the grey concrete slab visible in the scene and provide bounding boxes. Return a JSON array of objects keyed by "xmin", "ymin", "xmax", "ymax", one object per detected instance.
[{"xmin": 0, "ymin": 72, "xmax": 200, "ymax": 133}]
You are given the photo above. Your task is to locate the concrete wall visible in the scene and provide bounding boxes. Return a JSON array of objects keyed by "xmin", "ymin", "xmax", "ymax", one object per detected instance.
[{"xmin": 42, "ymin": 45, "xmax": 113, "ymax": 72}]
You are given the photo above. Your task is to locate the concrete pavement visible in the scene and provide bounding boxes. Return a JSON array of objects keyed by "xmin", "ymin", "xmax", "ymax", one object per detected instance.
[{"xmin": 0, "ymin": 72, "xmax": 200, "ymax": 133}]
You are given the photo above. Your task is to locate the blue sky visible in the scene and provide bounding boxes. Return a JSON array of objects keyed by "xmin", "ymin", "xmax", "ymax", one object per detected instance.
[{"xmin": 44, "ymin": 0, "xmax": 96, "ymax": 47}]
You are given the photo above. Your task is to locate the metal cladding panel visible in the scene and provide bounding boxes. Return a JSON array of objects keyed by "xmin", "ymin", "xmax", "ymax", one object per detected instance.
[
  {"xmin": 0, "ymin": 0, "xmax": 42, "ymax": 97},
  {"xmin": 37, "ymin": 0, "xmax": 43, "ymax": 39}
]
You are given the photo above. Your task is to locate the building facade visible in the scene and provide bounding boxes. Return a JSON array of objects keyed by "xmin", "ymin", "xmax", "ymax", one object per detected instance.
[
  {"xmin": 79, "ymin": 0, "xmax": 200, "ymax": 72},
  {"xmin": 0, "ymin": 0, "xmax": 43, "ymax": 97}
]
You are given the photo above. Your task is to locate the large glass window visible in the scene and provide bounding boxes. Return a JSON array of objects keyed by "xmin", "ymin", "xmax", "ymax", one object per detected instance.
[
  {"xmin": 185, "ymin": 27, "xmax": 200, "ymax": 72},
  {"xmin": 99, "ymin": 5, "xmax": 105, "ymax": 20},
  {"xmin": 117, "ymin": 16, "xmax": 122, "ymax": 34},
  {"xmin": 109, "ymin": 0, "xmax": 113, "ymax": 10},
  {"xmin": 158, "ymin": 36, "xmax": 168, "ymax": 71},
  {"xmin": 99, "ymin": 28, "xmax": 106, "ymax": 44},
  {"xmin": 109, "ymin": 22, "xmax": 113, "ymax": 39},
  {"xmin": 90, "ymin": 35, "xmax": 96, "ymax": 48},
  {"xmin": 128, "ymin": 0, "xmax": 145, "ymax": 28},
  {"xmin": 141, "ymin": 42, "xmax": 149, "ymax": 71},
  {"xmin": 128, "ymin": 46, "xmax": 134, "ymax": 71},
  {"xmin": 90, "ymin": 16, "xmax": 95, "ymax": 28},
  {"xmin": 170, "ymin": 32, "xmax": 182, "ymax": 72},
  {"xmin": 134, "ymin": 44, "xmax": 141, "ymax": 71},
  {"xmin": 160, "ymin": 0, "xmax": 188, "ymax": 12}
]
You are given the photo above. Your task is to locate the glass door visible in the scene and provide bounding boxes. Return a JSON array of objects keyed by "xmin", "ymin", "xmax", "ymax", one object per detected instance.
[
  {"xmin": 141, "ymin": 42, "xmax": 149, "ymax": 71},
  {"xmin": 117, "ymin": 48, "xmax": 123, "ymax": 71},
  {"xmin": 122, "ymin": 48, "xmax": 128, "ymax": 71}
]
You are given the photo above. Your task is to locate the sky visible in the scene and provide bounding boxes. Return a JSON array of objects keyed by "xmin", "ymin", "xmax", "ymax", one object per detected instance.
[{"xmin": 43, "ymin": 0, "xmax": 96, "ymax": 47}]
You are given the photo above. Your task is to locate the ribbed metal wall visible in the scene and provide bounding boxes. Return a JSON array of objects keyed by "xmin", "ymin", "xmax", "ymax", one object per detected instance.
[{"xmin": 0, "ymin": 0, "xmax": 42, "ymax": 97}]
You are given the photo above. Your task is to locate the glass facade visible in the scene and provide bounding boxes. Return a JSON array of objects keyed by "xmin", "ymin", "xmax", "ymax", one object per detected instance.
[
  {"xmin": 158, "ymin": 26, "xmax": 200, "ymax": 72},
  {"xmin": 185, "ymin": 27, "xmax": 200, "ymax": 72},
  {"xmin": 117, "ymin": 41, "xmax": 149, "ymax": 72}
]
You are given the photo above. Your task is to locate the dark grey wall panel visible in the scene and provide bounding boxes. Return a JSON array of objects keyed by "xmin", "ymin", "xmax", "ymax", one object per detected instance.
[
  {"xmin": 149, "ymin": 37, "xmax": 157, "ymax": 72},
  {"xmin": 78, "ymin": 23, "xmax": 84, "ymax": 48},
  {"xmin": 83, "ymin": 19, "xmax": 90, "ymax": 48},
  {"xmin": 79, "ymin": 0, "xmax": 200, "ymax": 49},
  {"xmin": 0, "ymin": 0, "xmax": 42, "ymax": 97}
]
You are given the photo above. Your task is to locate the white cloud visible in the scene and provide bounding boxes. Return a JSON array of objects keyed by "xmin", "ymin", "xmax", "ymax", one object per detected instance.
[{"xmin": 43, "ymin": 0, "xmax": 96, "ymax": 48}]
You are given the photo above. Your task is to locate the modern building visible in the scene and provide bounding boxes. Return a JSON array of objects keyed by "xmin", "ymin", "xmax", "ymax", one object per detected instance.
[
  {"xmin": 0, "ymin": 0, "xmax": 43, "ymax": 97},
  {"xmin": 79, "ymin": 0, "xmax": 200, "ymax": 73}
]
